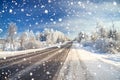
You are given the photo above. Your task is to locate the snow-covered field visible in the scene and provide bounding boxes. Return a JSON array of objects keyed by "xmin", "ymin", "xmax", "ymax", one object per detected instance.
[{"xmin": 57, "ymin": 42, "xmax": 120, "ymax": 80}]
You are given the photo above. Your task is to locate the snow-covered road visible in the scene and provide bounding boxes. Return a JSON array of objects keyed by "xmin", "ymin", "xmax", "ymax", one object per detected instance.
[{"xmin": 57, "ymin": 43, "xmax": 120, "ymax": 80}]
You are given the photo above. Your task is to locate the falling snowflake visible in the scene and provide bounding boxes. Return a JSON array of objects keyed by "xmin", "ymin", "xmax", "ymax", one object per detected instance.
[
  {"xmin": 58, "ymin": 18, "xmax": 62, "ymax": 22},
  {"xmin": 113, "ymin": 1, "xmax": 117, "ymax": 6},
  {"xmin": 50, "ymin": 18, "xmax": 54, "ymax": 21},
  {"xmin": 23, "ymin": 58, "xmax": 26, "ymax": 61},
  {"xmin": 2, "ymin": 10, "xmax": 5, "ymax": 13},
  {"xmin": 97, "ymin": 64, "xmax": 101, "ymax": 68},
  {"xmin": 48, "ymin": 0, "xmax": 51, "ymax": 3},
  {"xmin": 78, "ymin": 1, "xmax": 82, "ymax": 5},
  {"xmin": 9, "ymin": 9, "xmax": 13, "ymax": 13},
  {"xmin": 21, "ymin": 9, "xmax": 24, "ymax": 12},
  {"xmin": 30, "ymin": 72, "xmax": 33, "ymax": 76},
  {"xmin": 15, "ymin": 2, "xmax": 17, "ymax": 5},
  {"xmin": 26, "ymin": 13, "xmax": 31, "ymax": 16},
  {"xmin": 87, "ymin": 12, "xmax": 92, "ymax": 15},
  {"xmin": 53, "ymin": 21, "xmax": 56, "ymax": 25},
  {"xmin": 35, "ymin": 22, "xmax": 38, "ymax": 25},
  {"xmin": 34, "ymin": 5, "xmax": 37, "ymax": 8},
  {"xmin": 3, "ymin": 57, "xmax": 6, "ymax": 60},
  {"xmin": 46, "ymin": 71, "xmax": 50, "ymax": 75},
  {"xmin": 70, "ymin": 2, "xmax": 74, "ymax": 5},
  {"xmin": 41, "ymin": 5, "xmax": 45, "ymax": 8},
  {"xmin": 45, "ymin": 10, "xmax": 48, "ymax": 14}
]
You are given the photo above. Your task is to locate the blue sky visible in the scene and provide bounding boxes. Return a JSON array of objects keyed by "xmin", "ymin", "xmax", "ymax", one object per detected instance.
[{"xmin": 0, "ymin": 0, "xmax": 120, "ymax": 39}]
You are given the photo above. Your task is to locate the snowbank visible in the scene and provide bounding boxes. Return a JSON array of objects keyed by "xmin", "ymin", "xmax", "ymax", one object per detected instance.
[
  {"xmin": 57, "ymin": 42, "xmax": 120, "ymax": 80},
  {"xmin": 0, "ymin": 42, "xmax": 68, "ymax": 59}
]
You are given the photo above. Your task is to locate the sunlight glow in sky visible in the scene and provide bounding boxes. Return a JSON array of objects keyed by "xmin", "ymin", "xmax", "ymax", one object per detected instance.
[{"xmin": 0, "ymin": 0, "xmax": 120, "ymax": 39}]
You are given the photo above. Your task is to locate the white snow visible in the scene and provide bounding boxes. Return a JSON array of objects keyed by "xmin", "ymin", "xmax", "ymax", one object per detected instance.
[
  {"xmin": 0, "ymin": 42, "xmax": 68, "ymax": 59},
  {"xmin": 58, "ymin": 18, "xmax": 62, "ymax": 22},
  {"xmin": 0, "ymin": 48, "xmax": 46, "ymax": 59},
  {"xmin": 45, "ymin": 10, "xmax": 48, "ymax": 14},
  {"xmin": 113, "ymin": 1, "xmax": 117, "ymax": 6},
  {"xmin": 9, "ymin": 9, "xmax": 13, "ymax": 13},
  {"xmin": 57, "ymin": 42, "xmax": 120, "ymax": 80},
  {"xmin": 21, "ymin": 9, "xmax": 24, "ymax": 12}
]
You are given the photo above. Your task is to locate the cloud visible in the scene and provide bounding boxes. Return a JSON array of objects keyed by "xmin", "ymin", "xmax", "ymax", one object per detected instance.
[{"xmin": 34, "ymin": 0, "xmax": 120, "ymax": 39}]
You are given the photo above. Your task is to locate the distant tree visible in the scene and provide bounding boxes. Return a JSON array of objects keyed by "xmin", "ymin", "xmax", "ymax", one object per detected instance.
[
  {"xmin": 96, "ymin": 22, "xmax": 107, "ymax": 38},
  {"xmin": 29, "ymin": 30, "xmax": 36, "ymax": 41},
  {"xmin": 91, "ymin": 32, "xmax": 98, "ymax": 42},
  {"xmin": 108, "ymin": 22, "xmax": 118, "ymax": 41},
  {"xmin": 77, "ymin": 32, "xmax": 84, "ymax": 43},
  {"xmin": 22, "ymin": 30, "xmax": 41, "ymax": 49},
  {"xmin": 19, "ymin": 32, "xmax": 27, "ymax": 50},
  {"xmin": 36, "ymin": 31, "xmax": 41, "ymax": 41},
  {"xmin": 7, "ymin": 22, "xmax": 17, "ymax": 50}
]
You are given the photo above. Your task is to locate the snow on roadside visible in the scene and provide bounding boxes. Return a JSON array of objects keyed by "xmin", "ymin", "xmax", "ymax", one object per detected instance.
[
  {"xmin": 74, "ymin": 42, "xmax": 120, "ymax": 80},
  {"xmin": 79, "ymin": 43, "xmax": 120, "ymax": 67},
  {"xmin": 0, "ymin": 42, "xmax": 67, "ymax": 59},
  {"xmin": 57, "ymin": 42, "xmax": 120, "ymax": 80},
  {"xmin": 57, "ymin": 44, "xmax": 93, "ymax": 80}
]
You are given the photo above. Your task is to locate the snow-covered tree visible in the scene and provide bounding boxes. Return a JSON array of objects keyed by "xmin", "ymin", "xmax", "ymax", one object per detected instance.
[
  {"xmin": 96, "ymin": 22, "xmax": 108, "ymax": 38},
  {"xmin": 22, "ymin": 30, "xmax": 41, "ymax": 49},
  {"xmin": 43, "ymin": 28, "xmax": 68, "ymax": 44},
  {"xmin": 19, "ymin": 32, "xmax": 28, "ymax": 50},
  {"xmin": 36, "ymin": 31, "xmax": 41, "ymax": 41},
  {"xmin": 108, "ymin": 25, "xmax": 118, "ymax": 41},
  {"xmin": 4, "ymin": 22, "xmax": 17, "ymax": 51}
]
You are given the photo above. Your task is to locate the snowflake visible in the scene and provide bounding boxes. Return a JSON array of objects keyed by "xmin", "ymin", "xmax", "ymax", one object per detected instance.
[
  {"xmin": 113, "ymin": 1, "xmax": 117, "ymax": 6},
  {"xmin": 97, "ymin": 64, "xmax": 101, "ymax": 68},
  {"xmin": 34, "ymin": 5, "xmax": 37, "ymax": 8},
  {"xmin": 30, "ymin": 72, "xmax": 33, "ymax": 76},
  {"xmin": 87, "ymin": 12, "xmax": 92, "ymax": 15},
  {"xmin": 15, "ymin": 2, "xmax": 18, "ymax": 5},
  {"xmin": 70, "ymin": 2, "xmax": 74, "ymax": 5},
  {"xmin": 48, "ymin": 0, "xmax": 51, "ymax": 3},
  {"xmin": 23, "ymin": 58, "xmax": 26, "ymax": 61},
  {"xmin": 2, "ymin": 10, "xmax": 5, "ymax": 13},
  {"xmin": 9, "ymin": 9, "xmax": 13, "ymax": 13},
  {"xmin": 58, "ymin": 18, "xmax": 62, "ymax": 22},
  {"xmin": 41, "ymin": 5, "xmax": 45, "ymax": 8},
  {"xmin": 35, "ymin": 22, "xmax": 38, "ymax": 25},
  {"xmin": 53, "ymin": 21, "xmax": 56, "ymax": 24},
  {"xmin": 50, "ymin": 18, "xmax": 54, "ymax": 21},
  {"xmin": 21, "ymin": 9, "xmax": 24, "ymax": 12},
  {"xmin": 26, "ymin": 13, "xmax": 31, "ymax": 16},
  {"xmin": 45, "ymin": 9, "xmax": 48, "ymax": 14},
  {"xmin": 46, "ymin": 71, "xmax": 50, "ymax": 75},
  {"xmin": 3, "ymin": 57, "xmax": 6, "ymax": 60},
  {"xmin": 78, "ymin": 1, "xmax": 82, "ymax": 5},
  {"xmin": 31, "ymin": 78, "xmax": 34, "ymax": 80},
  {"xmin": 29, "ymin": 24, "xmax": 32, "ymax": 27}
]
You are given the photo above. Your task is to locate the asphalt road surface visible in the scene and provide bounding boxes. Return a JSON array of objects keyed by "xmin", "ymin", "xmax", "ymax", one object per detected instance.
[{"xmin": 0, "ymin": 42, "xmax": 72, "ymax": 80}]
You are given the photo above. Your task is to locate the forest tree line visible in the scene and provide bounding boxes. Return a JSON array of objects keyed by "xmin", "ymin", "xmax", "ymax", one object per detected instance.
[{"xmin": 77, "ymin": 22, "xmax": 120, "ymax": 54}]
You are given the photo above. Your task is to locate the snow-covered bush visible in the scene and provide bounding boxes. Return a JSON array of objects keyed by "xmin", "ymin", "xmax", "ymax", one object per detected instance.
[
  {"xmin": 80, "ymin": 21, "xmax": 120, "ymax": 54},
  {"xmin": 3, "ymin": 22, "xmax": 18, "ymax": 51},
  {"xmin": 19, "ymin": 30, "xmax": 41, "ymax": 50},
  {"xmin": 82, "ymin": 40, "xmax": 94, "ymax": 47},
  {"xmin": 2, "ymin": 23, "xmax": 68, "ymax": 51},
  {"xmin": 94, "ymin": 38, "xmax": 109, "ymax": 53},
  {"xmin": 44, "ymin": 28, "xmax": 68, "ymax": 44},
  {"xmin": 23, "ymin": 40, "xmax": 41, "ymax": 49}
]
